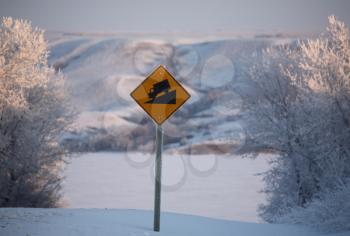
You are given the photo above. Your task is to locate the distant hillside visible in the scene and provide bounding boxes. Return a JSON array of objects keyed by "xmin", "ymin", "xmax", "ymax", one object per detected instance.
[{"xmin": 47, "ymin": 32, "xmax": 298, "ymax": 153}]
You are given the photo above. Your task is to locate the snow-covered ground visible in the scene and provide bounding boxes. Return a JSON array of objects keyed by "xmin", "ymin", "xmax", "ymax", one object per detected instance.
[
  {"xmin": 1, "ymin": 208, "xmax": 348, "ymax": 236},
  {"xmin": 5, "ymin": 152, "xmax": 346, "ymax": 236},
  {"xmin": 63, "ymin": 152, "xmax": 270, "ymax": 222},
  {"xmin": 3, "ymin": 152, "xmax": 347, "ymax": 236}
]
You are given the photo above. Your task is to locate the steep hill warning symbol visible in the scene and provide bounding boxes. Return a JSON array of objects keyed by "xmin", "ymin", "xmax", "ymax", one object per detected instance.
[
  {"xmin": 146, "ymin": 79, "xmax": 176, "ymax": 104},
  {"xmin": 130, "ymin": 65, "xmax": 190, "ymax": 125}
]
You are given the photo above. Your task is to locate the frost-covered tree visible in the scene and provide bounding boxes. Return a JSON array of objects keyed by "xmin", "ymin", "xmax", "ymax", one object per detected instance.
[
  {"xmin": 243, "ymin": 16, "xmax": 350, "ymax": 232},
  {"xmin": 0, "ymin": 17, "xmax": 73, "ymax": 207}
]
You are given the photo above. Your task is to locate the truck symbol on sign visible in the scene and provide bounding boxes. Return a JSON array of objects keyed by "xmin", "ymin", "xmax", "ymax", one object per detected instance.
[{"xmin": 146, "ymin": 79, "xmax": 176, "ymax": 104}]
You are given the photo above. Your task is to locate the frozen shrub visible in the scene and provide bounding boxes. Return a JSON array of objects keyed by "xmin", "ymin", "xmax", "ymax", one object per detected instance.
[
  {"xmin": 244, "ymin": 16, "xmax": 350, "ymax": 232},
  {"xmin": 0, "ymin": 18, "xmax": 73, "ymax": 207}
]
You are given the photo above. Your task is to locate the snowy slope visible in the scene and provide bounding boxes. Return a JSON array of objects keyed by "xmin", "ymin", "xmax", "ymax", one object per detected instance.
[
  {"xmin": 48, "ymin": 32, "xmax": 298, "ymax": 153},
  {"xmin": 1, "ymin": 208, "xmax": 348, "ymax": 236}
]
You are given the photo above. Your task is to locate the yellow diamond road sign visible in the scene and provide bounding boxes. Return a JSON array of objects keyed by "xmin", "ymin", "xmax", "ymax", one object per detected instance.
[{"xmin": 130, "ymin": 65, "xmax": 190, "ymax": 125}]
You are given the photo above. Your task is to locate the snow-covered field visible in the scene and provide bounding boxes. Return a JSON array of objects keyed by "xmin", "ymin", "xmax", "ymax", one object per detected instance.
[
  {"xmin": 4, "ymin": 152, "xmax": 347, "ymax": 236},
  {"xmin": 5, "ymin": 152, "xmax": 346, "ymax": 236},
  {"xmin": 63, "ymin": 152, "xmax": 270, "ymax": 222},
  {"xmin": 1, "ymin": 208, "xmax": 349, "ymax": 236}
]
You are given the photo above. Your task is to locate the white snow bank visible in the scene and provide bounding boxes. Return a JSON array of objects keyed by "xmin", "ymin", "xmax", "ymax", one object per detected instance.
[{"xmin": 0, "ymin": 208, "xmax": 347, "ymax": 236}]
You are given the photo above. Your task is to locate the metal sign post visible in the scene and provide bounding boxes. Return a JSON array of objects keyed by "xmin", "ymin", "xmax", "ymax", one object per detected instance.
[
  {"xmin": 153, "ymin": 124, "xmax": 163, "ymax": 232},
  {"xmin": 130, "ymin": 65, "xmax": 190, "ymax": 232}
]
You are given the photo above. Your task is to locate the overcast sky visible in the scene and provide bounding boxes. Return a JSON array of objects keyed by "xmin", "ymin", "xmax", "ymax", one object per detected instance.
[{"xmin": 0, "ymin": 0, "xmax": 349, "ymax": 33}]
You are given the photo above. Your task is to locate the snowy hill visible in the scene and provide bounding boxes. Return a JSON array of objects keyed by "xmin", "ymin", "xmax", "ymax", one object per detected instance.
[
  {"xmin": 1, "ymin": 208, "xmax": 348, "ymax": 236},
  {"xmin": 47, "ymin": 32, "xmax": 297, "ymax": 154}
]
